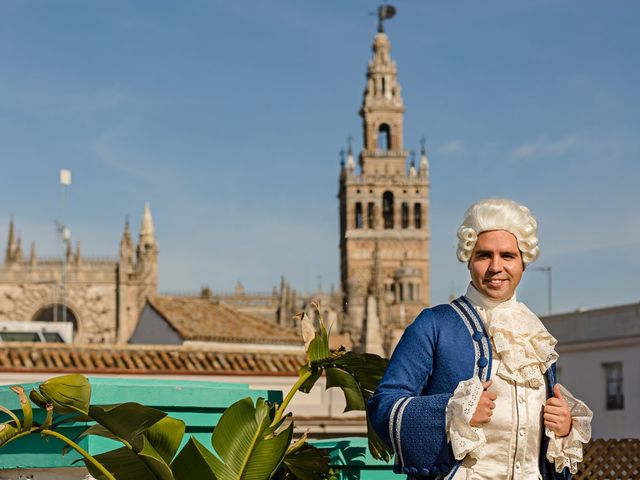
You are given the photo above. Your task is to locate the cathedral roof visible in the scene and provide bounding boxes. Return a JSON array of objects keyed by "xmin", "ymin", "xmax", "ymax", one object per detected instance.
[
  {"xmin": 147, "ymin": 296, "xmax": 302, "ymax": 345},
  {"xmin": 0, "ymin": 342, "xmax": 304, "ymax": 375}
]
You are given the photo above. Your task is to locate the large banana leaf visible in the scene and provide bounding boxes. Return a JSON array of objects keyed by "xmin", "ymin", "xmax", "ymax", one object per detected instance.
[
  {"xmin": 171, "ymin": 437, "xmax": 218, "ymax": 480},
  {"xmin": 185, "ymin": 396, "xmax": 293, "ymax": 480},
  {"xmin": 82, "ymin": 403, "xmax": 184, "ymax": 479},
  {"xmin": 86, "ymin": 446, "xmax": 160, "ymax": 480},
  {"xmin": 30, "ymin": 374, "xmax": 91, "ymax": 415},
  {"xmin": 143, "ymin": 416, "xmax": 186, "ymax": 464},
  {"xmin": 279, "ymin": 435, "xmax": 330, "ymax": 480},
  {"xmin": 88, "ymin": 403, "xmax": 167, "ymax": 446}
]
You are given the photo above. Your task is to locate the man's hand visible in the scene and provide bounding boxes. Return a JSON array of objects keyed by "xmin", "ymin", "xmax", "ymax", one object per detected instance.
[
  {"xmin": 470, "ymin": 380, "xmax": 496, "ymax": 426},
  {"xmin": 544, "ymin": 384, "xmax": 572, "ymax": 437}
]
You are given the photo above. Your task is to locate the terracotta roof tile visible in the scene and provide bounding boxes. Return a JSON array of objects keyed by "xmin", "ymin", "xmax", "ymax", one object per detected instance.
[
  {"xmin": 0, "ymin": 343, "xmax": 305, "ymax": 376},
  {"xmin": 148, "ymin": 296, "xmax": 302, "ymax": 345}
]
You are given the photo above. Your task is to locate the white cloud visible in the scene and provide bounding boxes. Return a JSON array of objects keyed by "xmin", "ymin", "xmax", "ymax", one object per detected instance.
[
  {"xmin": 439, "ymin": 139, "xmax": 464, "ymax": 156},
  {"xmin": 509, "ymin": 133, "xmax": 582, "ymax": 161}
]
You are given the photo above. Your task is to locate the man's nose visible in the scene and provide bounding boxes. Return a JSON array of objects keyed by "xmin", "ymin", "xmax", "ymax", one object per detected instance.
[{"xmin": 488, "ymin": 256, "xmax": 503, "ymax": 272}]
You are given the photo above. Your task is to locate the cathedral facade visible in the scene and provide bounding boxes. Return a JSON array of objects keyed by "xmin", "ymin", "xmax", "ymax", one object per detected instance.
[
  {"xmin": 0, "ymin": 204, "xmax": 158, "ymax": 344},
  {"xmin": 339, "ymin": 28, "xmax": 431, "ymax": 356}
]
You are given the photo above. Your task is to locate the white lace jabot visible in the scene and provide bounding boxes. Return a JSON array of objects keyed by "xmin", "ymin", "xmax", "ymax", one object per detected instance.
[{"xmin": 464, "ymin": 283, "xmax": 559, "ymax": 388}]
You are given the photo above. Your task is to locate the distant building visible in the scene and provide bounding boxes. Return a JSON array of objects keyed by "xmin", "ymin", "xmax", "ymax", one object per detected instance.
[
  {"xmin": 0, "ymin": 203, "xmax": 158, "ymax": 344},
  {"xmin": 542, "ymin": 303, "xmax": 640, "ymax": 439},
  {"xmin": 338, "ymin": 29, "xmax": 431, "ymax": 356}
]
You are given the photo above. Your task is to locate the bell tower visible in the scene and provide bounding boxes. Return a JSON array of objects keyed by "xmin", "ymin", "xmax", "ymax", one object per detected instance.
[{"xmin": 339, "ymin": 8, "xmax": 431, "ymax": 354}]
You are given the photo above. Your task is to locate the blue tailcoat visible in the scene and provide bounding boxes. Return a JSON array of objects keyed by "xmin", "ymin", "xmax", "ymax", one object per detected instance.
[{"xmin": 367, "ymin": 297, "xmax": 571, "ymax": 480}]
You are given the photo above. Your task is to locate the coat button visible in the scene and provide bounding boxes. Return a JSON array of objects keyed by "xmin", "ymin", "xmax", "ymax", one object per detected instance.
[
  {"xmin": 409, "ymin": 467, "xmax": 418, "ymax": 476},
  {"xmin": 420, "ymin": 468, "xmax": 431, "ymax": 476},
  {"xmin": 403, "ymin": 466, "xmax": 410, "ymax": 474},
  {"xmin": 477, "ymin": 357, "xmax": 488, "ymax": 368},
  {"xmin": 472, "ymin": 331, "xmax": 483, "ymax": 341}
]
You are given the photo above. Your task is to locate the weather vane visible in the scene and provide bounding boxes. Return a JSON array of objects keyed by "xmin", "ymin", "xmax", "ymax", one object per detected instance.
[{"xmin": 377, "ymin": 4, "xmax": 396, "ymax": 33}]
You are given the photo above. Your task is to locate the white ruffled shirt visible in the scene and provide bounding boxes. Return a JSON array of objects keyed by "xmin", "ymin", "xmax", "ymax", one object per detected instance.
[{"xmin": 446, "ymin": 284, "xmax": 592, "ymax": 479}]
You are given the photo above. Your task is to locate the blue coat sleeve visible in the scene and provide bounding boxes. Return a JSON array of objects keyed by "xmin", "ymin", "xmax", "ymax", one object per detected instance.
[{"xmin": 367, "ymin": 309, "xmax": 455, "ymax": 476}]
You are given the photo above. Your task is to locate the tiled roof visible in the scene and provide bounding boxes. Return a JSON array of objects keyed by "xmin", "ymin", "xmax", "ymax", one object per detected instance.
[
  {"xmin": 0, "ymin": 343, "xmax": 305, "ymax": 375},
  {"xmin": 148, "ymin": 296, "xmax": 302, "ymax": 345}
]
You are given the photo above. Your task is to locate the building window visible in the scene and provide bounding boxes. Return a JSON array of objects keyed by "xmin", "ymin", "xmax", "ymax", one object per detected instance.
[
  {"xmin": 367, "ymin": 202, "xmax": 375, "ymax": 228},
  {"xmin": 355, "ymin": 202, "xmax": 363, "ymax": 229},
  {"xmin": 378, "ymin": 124, "xmax": 391, "ymax": 150},
  {"xmin": 603, "ymin": 362, "xmax": 624, "ymax": 410},
  {"xmin": 401, "ymin": 202, "xmax": 409, "ymax": 229},
  {"xmin": 382, "ymin": 191, "xmax": 394, "ymax": 229},
  {"xmin": 414, "ymin": 203, "xmax": 422, "ymax": 229},
  {"xmin": 32, "ymin": 304, "xmax": 78, "ymax": 332}
]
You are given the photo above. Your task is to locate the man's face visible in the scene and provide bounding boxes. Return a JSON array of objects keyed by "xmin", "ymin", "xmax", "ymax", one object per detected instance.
[{"xmin": 469, "ymin": 230, "xmax": 524, "ymax": 302}]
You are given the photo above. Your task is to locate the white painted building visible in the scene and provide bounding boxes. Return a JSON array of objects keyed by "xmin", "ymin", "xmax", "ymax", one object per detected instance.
[{"xmin": 542, "ymin": 302, "xmax": 640, "ymax": 439}]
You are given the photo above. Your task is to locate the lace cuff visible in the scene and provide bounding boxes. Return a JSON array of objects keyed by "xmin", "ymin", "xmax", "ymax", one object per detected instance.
[
  {"xmin": 446, "ymin": 376, "xmax": 486, "ymax": 460},
  {"xmin": 545, "ymin": 384, "xmax": 593, "ymax": 474}
]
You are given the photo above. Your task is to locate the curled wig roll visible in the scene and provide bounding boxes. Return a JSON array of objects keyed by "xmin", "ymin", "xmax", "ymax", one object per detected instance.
[{"xmin": 457, "ymin": 198, "xmax": 540, "ymax": 265}]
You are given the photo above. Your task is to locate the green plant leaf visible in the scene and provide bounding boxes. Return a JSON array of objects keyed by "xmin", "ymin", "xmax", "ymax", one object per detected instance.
[
  {"xmin": 297, "ymin": 365, "xmax": 322, "ymax": 394},
  {"xmin": 171, "ymin": 436, "xmax": 219, "ymax": 480},
  {"xmin": 143, "ymin": 416, "xmax": 186, "ymax": 464},
  {"xmin": 78, "ymin": 424, "xmax": 122, "ymax": 442},
  {"xmin": 10, "ymin": 386, "xmax": 32, "ymax": 432},
  {"xmin": 0, "ymin": 405, "xmax": 20, "ymax": 430},
  {"xmin": 88, "ymin": 402, "xmax": 167, "ymax": 448},
  {"xmin": 324, "ymin": 368, "xmax": 365, "ymax": 412},
  {"xmin": 297, "ymin": 310, "xmax": 330, "ymax": 362},
  {"xmin": 0, "ymin": 422, "xmax": 19, "ymax": 446},
  {"xmin": 209, "ymin": 396, "xmax": 293, "ymax": 480},
  {"xmin": 282, "ymin": 441, "xmax": 330, "ymax": 480},
  {"xmin": 135, "ymin": 434, "xmax": 176, "ymax": 480},
  {"xmin": 85, "ymin": 446, "xmax": 158, "ymax": 480},
  {"xmin": 37, "ymin": 374, "xmax": 91, "ymax": 415},
  {"xmin": 29, "ymin": 388, "xmax": 49, "ymax": 410}
]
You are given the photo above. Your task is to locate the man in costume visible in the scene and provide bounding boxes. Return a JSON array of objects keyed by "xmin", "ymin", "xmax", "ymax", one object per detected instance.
[{"xmin": 368, "ymin": 198, "xmax": 592, "ymax": 480}]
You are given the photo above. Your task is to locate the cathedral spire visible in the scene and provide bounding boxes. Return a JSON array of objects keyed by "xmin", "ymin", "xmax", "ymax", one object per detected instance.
[
  {"xmin": 346, "ymin": 136, "xmax": 356, "ymax": 173},
  {"xmin": 139, "ymin": 202, "xmax": 156, "ymax": 246},
  {"xmin": 15, "ymin": 236, "xmax": 23, "ymax": 263},
  {"xmin": 30, "ymin": 240, "xmax": 36, "ymax": 267},
  {"xmin": 5, "ymin": 218, "xmax": 16, "ymax": 263},
  {"xmin": 419, "ymin": 137, "xmax": 430, "ymax": 177}
]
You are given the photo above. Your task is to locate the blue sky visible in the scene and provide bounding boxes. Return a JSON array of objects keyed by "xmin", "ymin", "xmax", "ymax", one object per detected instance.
[{"xmin": 0, "ymin": 1, "xmax": 638, "ymax": 315}]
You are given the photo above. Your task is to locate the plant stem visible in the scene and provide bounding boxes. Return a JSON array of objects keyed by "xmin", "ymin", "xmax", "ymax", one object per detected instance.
[
  {"xmin": 272, "ymin": 369, "xmax": 313, "ymax": 426},
  {"xmin": 41, "ymin": 429, "xmax": 116, "ymax": 480}
]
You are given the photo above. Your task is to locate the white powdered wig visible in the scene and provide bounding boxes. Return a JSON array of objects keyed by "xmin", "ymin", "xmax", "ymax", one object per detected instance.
[{"xmin": 457, "ymin": 198, "xmax": 540, "ymax": 265}]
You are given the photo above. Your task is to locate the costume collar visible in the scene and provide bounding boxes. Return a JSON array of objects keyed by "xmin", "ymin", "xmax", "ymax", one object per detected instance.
[{"xmin": 464, "ymin": 283, "xmax": 558, "ymax": 388}]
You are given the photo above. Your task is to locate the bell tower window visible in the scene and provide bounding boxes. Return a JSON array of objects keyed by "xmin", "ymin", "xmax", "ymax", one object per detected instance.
[
  {"xmin": 355, "ymin": 202, "xmax": 363, "ymax": 229},
  {"xmin": 367, "ymin": 202, "xmax": 375, "ymax": 228},
  {"xmin": 401, "ymin": 202, "xmax": 409, "ymax": 229},
  {"xmin": 414, "ymin": 203, "xmax": 422, "ymax": 229},
  {"xmin": 378, "ymin": 124, "xmax": 391, "ymax": 150},
  {"xmin": 383, "ymin": 191, "xmax": 394, "ymax": 229}
]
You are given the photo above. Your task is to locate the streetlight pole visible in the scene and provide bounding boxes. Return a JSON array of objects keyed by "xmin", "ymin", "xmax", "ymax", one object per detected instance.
[
  {"xmin": 530, "ymin": 266, "xmax": 552, "ymax": 315},
  {"xmin": 58, "ymin": 169, "xmax": 72, "ymax": 324}
]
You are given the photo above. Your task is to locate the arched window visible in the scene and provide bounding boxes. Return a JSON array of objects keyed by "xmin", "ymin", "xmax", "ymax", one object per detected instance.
[
  {"xmin": 382, "ymin": 191, "xmax": 394, "ymax": 229},
  {"xmin": 377, "ymin": 124, "xmax": 391, "ymax": 150},
  {"xmin": 32, "ymin": 304, "xmax": 78, "ymax": 331},
  {"xmin": 355, "ymin": 202, "xmax": 363, "ymax": 229},
  {"xmin": 367, "ymin": 202, "xmax": 375, "ymax": 228},
  {"xmin": 414, "ymin": 203, "xmax": 422, "ymax": 229},
  {"xmin": 401, "ymin": 202, "xmax": 409, "ymax": 229}
]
